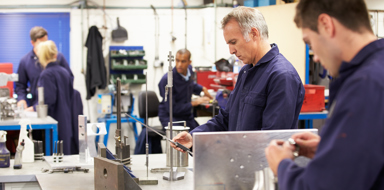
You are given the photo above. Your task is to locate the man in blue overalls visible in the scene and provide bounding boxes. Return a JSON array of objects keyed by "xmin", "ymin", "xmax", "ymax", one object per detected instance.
[
  {"xmin": 16, "ymin": 26, "xmax": 72, "ymax": 109},
  {"xmin": 265, "ymin": 0, "xmax": 384, "ymax": 189},
  {"xmin": 171, "ymin": 6, "xmax": 305, "ymax": 151},
  {"xmin": 134, "ymin": 49, "xmax": 213, "ymax": 154}
]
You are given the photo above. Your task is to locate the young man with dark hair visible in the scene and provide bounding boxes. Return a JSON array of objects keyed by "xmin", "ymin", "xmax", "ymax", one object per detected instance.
[
  {"xmin": 265, "ymin": 0, "xmax": 384, "ymax": 189},
  {"xmin": 16, "ymin": 26, "xmax": 73, "ymax": 109}
]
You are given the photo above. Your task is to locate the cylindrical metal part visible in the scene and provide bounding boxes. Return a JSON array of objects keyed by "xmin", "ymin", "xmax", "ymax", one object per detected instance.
[
  {"xmin": 36, "ymin": 105, "xmax": 48, "ymax": 118},
  {"xmin": 117, "ymin": 79, "xmax": 121, "ymax": 131},
  {"xmin": 38, "ymin": 87, "xmax": 44, "ymax": 105},
  {"xmin": 165, "ymin": 126, "xmax": 190, "ymax": 167}
]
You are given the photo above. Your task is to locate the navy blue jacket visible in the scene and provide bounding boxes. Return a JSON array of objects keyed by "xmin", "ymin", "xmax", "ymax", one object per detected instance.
[
  {"xmin": 158, "ymin": 66, "xmax": 203, "ymax": 130},
  {"xmin": 191, "ymin": 44, "xmax": 304, "ymax": 134},
  {"xmin": 16, "ymin": 49, "xmax": 72, "ymax": 106},
  {"xmin": 278, "ymin": 39, "xmax": 384, "ymax": 190},
  {"xmin": 34, "ymin": 62, "xmax": 78, "ymax": 155}
]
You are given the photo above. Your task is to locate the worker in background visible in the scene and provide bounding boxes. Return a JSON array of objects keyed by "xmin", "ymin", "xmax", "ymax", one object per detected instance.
[
  {"xmin": 16, "ymin": 26, "xmax": 72, "ymax": 109},
  {"xmin": 134, "ymin": 49, "xmax": 213, "ymax": 154},
  {"xmin": 25, "ymin": 41, "xmax": 79, "ymax": 155},
  {"xmin": 171, "ymin": 6, "xmax": 304, "ymax": 152},
  {"xmin": 265, "ymin": 0, "xmax": 384, "ymax": 189}
]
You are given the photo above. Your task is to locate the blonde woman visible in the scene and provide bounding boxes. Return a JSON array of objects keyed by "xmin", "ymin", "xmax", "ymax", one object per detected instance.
[{"xmin": 26, "ymin": 40, "xmax": 78, "ymax": 155}]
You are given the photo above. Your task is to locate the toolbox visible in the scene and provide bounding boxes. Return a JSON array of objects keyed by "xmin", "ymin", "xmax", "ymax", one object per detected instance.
[{"xmin": 301, "ymin": 84, "xmax": 325, "ymax": 112}]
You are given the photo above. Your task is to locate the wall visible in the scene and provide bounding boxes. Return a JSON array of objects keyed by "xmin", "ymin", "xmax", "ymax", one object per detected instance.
[
  {"xmin": 0, "ymin": 1, "xmax": 309, "ymax": 151},
  {"xmin": 257, "ymin": 3, "xmax": 305, "ymax": 82}
]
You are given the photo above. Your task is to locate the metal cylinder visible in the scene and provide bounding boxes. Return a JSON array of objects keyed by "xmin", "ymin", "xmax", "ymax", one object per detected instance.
[
  {"xmin": 165, "ymin": 126, "xmax": 190, "ymax": 167},
  {"xmin": 36, "ymin": 105, "xmax": 48, "ymax": 118},
  {"xmin": 38, "ymin": 87, "xmax": 44, "ymax": 105}
]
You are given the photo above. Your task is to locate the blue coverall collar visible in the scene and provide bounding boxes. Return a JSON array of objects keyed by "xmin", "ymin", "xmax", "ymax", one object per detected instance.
[
  {"xmin": 244, "ymin": 43, "xmax": 279, "ymax": 70},
  {"xmin": 255, "ymin": 43, "xmax": 279, "ymax": 67},
  {"xmin": 339, "ymin": 38, "xmax": 384, "ymax": 74}
]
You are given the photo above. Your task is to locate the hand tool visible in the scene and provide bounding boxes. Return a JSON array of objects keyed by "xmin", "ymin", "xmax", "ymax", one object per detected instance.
[{"xmin": 125, "ymin": 113, "xmax": 193, "ymax": 157}]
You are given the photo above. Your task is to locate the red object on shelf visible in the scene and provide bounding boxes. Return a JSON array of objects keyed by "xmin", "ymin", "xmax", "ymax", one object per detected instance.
[
  {"xmin": 301, "ymin": 84, "xmax": 325, "ymax": 112},
  {"xmin": 0, "ymin": 63, "xmax": 14, "ymax": 97},
  {"xmin": 196, "ymin": 70, "xmax": 217, "ymax": 90}
]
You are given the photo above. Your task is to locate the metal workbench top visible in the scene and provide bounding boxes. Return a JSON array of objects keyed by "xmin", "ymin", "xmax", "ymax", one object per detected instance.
[
  {"xmin": 1, "ymin": 154, "xmax": 194, "ymax": 190},
  {"xmin": 0, "ymin": 115, "xmax": 58, "ymax": 126}
]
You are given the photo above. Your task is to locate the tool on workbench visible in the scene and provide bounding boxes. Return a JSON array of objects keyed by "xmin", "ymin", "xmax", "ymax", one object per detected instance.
[
  {"xmin": 114, "ymin": 79, "xmax": 131, "ymax": 166},
  {"xmin": 165, "ymin": 121, "xmax": 189, "ymax": 167},
  {"xmin": 13, "ymin": 139, "xmax": 25, "ymax": 169},
  {"xmin": 136, "ymin": 72, "xmax": 158, "ymax": 185},
  {"xmin": 94, "ymin": 78, "xmax": 141, "ymax": 190},
  {"xmin": 53, "ymin": 140, "xmax": 64, "ymax": 162},
  {"xmin": 18, "ymin": 119, "xmax": 34, "ymax": 163},
  {"xmin": 36, "ymin": 87, "xmax": 48, "ymax": 118},
  {"xmin": 288, "ymin": 138, "xmax": 300, "ymax": 158},
  {"xmin": 42, "ymin": 166, "xmax": 89, "ymax": 174},
  {"xmin": 125, "ymin": 114, "xmax": 193, "ymax": 158},
  {"xmin": 0, "ymin": 130, "xmax": 10, "ymax": 168},
  {"xmin": 33, "ymin": 140, "xmax": 44, "ymax": 160}
]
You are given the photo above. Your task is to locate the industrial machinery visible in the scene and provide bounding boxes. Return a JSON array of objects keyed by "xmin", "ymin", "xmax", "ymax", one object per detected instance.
[{"xmin": 94, "ymin": 79, "xmax": 140, "ymax": 190}]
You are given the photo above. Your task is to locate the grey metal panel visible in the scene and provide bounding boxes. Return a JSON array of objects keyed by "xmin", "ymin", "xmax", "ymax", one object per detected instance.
[{"xmin": 193, "ymin": 129, "xmax": 318, "ymax": 190}]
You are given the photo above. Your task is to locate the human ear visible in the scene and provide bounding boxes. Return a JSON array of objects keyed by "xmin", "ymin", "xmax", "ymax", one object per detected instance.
[{"xmin": 317, "ymin": 13, "xmax": 335, "ymax": 38}]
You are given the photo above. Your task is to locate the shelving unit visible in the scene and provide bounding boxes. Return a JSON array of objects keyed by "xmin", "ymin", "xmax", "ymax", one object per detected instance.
[{"xmin": 109, "ymin": 46, "xmax": 147, "ymax": 84}]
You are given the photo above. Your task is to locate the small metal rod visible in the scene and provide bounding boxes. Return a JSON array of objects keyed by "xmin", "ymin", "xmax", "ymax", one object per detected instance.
[
  {"xmin": 167, "ymin": 51, "xmax": 174, "ymax": 181},
  {"xmin": 117, "ymin": 79, "xmax": 121, "ymax": 131},
  {"xmin": 145, "ymin": 72, "xmax": 149, "ymax": 178}
]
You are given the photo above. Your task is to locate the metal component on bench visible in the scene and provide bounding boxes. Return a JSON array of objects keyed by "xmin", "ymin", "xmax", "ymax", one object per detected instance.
[
  {"xmin": 137, "ymin": 72, "xmax": 158, "ymax": 186},
  {"xmin": 78, "ymin": 115, "xmax": 88, "ymax": 163},
  {"xmin": 125, "ymin": 114, "xmax": 193, "ymax": 157},
  {"xmin": 42, "ymin": 166, "xmax": 89, "ymax": 174},
  {"xmin": 34, "ymin": 140, "xmax": 44, "ymax": 160},
  {"xmin": 115, "ymin": 79, "xmax": 131, "ymax": 166},
  {"xmin": 163, "ymin": 167, "xmax": 185, "ymax": 181},
  {"xmin": 94, "ymin": 143, "xmax": 141, "ymax": 190},
  {"xmin": 253, "ymin": 167, "xmax": 278, "ymax": 190}
]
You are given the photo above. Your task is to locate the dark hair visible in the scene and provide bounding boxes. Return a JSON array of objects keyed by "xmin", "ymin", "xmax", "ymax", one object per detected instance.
[
  {"xmin": 294, "ymin": 0, "xmax": 372, "ymax": 34},
  {"xmin": 176, "ymin": 49, "xmax": 191, "ymax": 60},
  {"xmin": 30, "ymin": 26, "xmax": 48, "ymax": 42}
]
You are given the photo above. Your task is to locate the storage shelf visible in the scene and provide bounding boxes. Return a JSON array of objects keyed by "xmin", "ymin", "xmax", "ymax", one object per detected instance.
[
  {"xmin": 111, "ymin": 79, "xmax": 146, "ymax": 84},
  {"xmin": 111, "ymin": 65, "xmax": 147, "ymax": 70}
]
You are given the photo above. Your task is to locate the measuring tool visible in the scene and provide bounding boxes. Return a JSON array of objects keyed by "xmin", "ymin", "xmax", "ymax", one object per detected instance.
[{"xmin": 125, "ymin": 114, "xmax": 193, "ymax": 157}]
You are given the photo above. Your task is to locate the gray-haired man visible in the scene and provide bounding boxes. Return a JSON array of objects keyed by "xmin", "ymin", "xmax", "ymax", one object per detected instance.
[{"xmin": 172, "ymin": 6, "xmax": 305, "ymax": 152}]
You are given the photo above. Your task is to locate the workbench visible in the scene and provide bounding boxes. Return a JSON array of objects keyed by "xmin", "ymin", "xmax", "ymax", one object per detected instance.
[
  {"xmin": 194, "ymin": 103, "xmax": 329, "ymax": 129},
  {"xmin": 0, "ymin": 154, "xmax": 194, "ymax": 190},
  {"xmin": 299, "ymin": 110, "xmax": 328, "ymax": 128},
  {"xmin": 0, "ymin": 116, "xmax": 58, "ymax": 155}
]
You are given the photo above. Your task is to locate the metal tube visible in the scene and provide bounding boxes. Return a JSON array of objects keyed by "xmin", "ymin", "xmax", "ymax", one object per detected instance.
[
  {"xmin": 169, "ymin": 86, "xmax": 173, "ymax": 181},
  {"xmin": 117, "ymin": 79, "xmax": 121, "ymax": 131},
  {"xmin": 145, "ymin": 72, "xmax": 149, "ymax": 178}
]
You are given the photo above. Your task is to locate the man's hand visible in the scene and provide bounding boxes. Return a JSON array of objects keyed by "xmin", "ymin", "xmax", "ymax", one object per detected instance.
[
  {"xmin": 171, "ymin": 131, "xmax": 193, "ymax": 153},
  {"xmin": 202, "ymin": 87, "xmax": 213, "ymax": 100},
  {"xmin": 17, "ymin": 100, "xmax": 27, "ymax": 109},
  {"xmin": 291, "ymin": 132, "xmax": 320, "ymax": 159},
  {"xmin": 265, "ymin": 140, "xmax": 295, "ymax": 176},
  {"xmin": 191, "ymin": 96, "xmax": 210, "ymax": 106}
]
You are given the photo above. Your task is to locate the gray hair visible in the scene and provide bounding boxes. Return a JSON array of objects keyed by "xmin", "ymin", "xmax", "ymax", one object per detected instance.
[{"xmin": 221, "ymin": 6, "xmax": 269, "ymax": 41}]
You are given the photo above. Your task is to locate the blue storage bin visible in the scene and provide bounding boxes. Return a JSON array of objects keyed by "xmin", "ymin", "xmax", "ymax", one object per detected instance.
[
  {"xmin": 258, "ymin": 0, "xmax": 276, "ymax": 6},
  {"xmin": 244, "ymin": 0, "xmax": 258, "ymax": 7}
]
